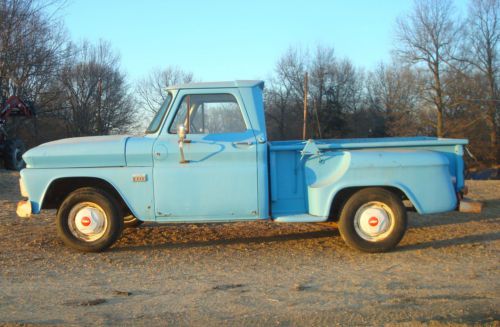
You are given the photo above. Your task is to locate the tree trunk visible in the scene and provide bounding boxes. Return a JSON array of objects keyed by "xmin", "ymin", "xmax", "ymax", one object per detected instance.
[
  {"xmin": 433, "ymin": 64, "xmax": 445, "ymax": 138},
  {"xmin": 487, "ymin": 74, "xmax": 498, "ymax": 163}
]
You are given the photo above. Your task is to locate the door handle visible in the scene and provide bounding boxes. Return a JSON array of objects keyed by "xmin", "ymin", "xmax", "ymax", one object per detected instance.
[{"xmin": 232, "ymin": 141, "xmax": 253, "ymax": 146}]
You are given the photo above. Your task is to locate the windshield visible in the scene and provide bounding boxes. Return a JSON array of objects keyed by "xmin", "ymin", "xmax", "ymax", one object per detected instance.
[{"xmin": 145, "ymin": 93, "xmax": 173, "ymax": 134}]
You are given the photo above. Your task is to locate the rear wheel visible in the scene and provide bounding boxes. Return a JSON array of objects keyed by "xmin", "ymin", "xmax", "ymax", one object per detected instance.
[
  {"xmin": 338, "ymin": 188, "xmax": 407, "ymax": 253},
  {"xmin": 56, "ymin": 187, "xmax": 124, "ymax": 252},
  {"xmin": 4, "ymin": 138, "xmax": 26, "ymax": 171}
]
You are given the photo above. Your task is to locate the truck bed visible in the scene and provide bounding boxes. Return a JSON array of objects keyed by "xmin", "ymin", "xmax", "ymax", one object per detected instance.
[{"xmin": 268, "ymin": 137, "xmax": 468, "ymax": 219}]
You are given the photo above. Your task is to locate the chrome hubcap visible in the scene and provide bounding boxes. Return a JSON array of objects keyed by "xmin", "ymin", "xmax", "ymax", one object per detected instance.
[
  {"xmin": 354, "ymin": 201, "xmax": 394, "ymax": 241},
  {"xmin": 68, "ymin": 202, "xmax": 108, "ymax": 242}
]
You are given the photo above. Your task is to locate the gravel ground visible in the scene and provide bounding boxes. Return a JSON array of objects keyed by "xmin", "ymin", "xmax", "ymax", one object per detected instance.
[{"xmin": 0, "ymin": 169, "xmax": 499, "ymax": 326}]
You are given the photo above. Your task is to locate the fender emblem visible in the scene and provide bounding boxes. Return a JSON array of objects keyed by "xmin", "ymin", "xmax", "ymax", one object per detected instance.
[{"xmin": 132, "ymin": 174, "xmax": 147, "ymax": 182}]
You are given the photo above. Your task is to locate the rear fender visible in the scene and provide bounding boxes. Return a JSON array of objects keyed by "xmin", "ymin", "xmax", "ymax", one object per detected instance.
[{"xmin": 305, "ymin": 150, "xmax": 457, "ymax": 217}]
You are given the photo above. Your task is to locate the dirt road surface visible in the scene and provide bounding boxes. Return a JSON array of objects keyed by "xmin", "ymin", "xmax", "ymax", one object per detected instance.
[{"xmin": 0, "ymin": 170, "xmax": 499, "ymax": 326}]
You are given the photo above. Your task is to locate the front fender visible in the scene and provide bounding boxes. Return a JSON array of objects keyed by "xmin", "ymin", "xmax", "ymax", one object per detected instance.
[
  {"xmin": 305, "ymin": 150, "xmax": 456, "ymax": 217},
  {"xmin": 20, "ymin": 167, "xmax": 155, "ymax": 221}
]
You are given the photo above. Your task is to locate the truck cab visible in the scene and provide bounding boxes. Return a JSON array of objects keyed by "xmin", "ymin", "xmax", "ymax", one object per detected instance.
[{"xmin": 17, "ymin": 80, "xmax": 470, "ymax": 253}]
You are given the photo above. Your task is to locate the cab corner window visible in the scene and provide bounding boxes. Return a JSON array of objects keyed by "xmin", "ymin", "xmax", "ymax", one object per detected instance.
[{"xmin": 169, "ymin": 93, "xmax": 247, "ymax": 134}]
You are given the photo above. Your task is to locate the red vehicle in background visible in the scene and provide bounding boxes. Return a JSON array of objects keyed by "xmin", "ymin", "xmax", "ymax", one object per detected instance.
[{"xmin": 0, "ymin": 96, "xmax": 33, "ymax": 170}]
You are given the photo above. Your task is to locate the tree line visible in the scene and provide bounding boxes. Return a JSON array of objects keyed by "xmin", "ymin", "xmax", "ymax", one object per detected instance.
[
  {"xmin": 265, "ymin": 0, "xmax": 499, "ymax": 165},
  {"xmin": 0, "ymin": 0, "xmax": 136, "ymax": 144},
  {"xmin": 0, "ymin": 0, "xmax": 498, "ymax": 165}
]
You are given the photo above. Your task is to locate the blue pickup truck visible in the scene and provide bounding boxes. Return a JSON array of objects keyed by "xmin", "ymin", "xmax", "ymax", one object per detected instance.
[{"xmin": 17, "ymin": 80, "xmax": 470, "ymax": 253}]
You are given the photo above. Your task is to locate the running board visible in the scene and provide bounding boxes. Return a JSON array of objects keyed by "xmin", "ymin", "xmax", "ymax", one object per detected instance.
[{"xmin": 273, "ymin": 214, "xmax": 327, "ymax": 223}]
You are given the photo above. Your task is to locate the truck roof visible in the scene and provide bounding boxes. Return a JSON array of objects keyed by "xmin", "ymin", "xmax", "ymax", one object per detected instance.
[{"xmin": 167, "ymin": 80, "xmax": 264, "ymax": 90}]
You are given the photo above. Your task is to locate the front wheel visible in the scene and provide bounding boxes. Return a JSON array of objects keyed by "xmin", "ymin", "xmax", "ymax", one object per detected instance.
[
  {"xmin": 56, "ymin": 187, "xmax": 124, "ymax": 252},
  {"xmin": 338, "ymin": 188, "xmax": 407, "ymax": 253}
]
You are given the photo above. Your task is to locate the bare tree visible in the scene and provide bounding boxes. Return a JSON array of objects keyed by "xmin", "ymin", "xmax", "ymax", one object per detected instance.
[
  {"xmin": 366, "ymin": 63, "xmax": 425, "ymax": 136},
  {"xmin": 264, "ymin": 77, "xmax": 296, "ymax": 140},
  {"xmin": 466, "ymin": 0, "xmax": 499, "ymax": 162},
  {"xmin": 321, "ymin": 58, "xmax": 365, "ymax": 138},
  {"xmin": 0, "ymin": 0, "xmax": 68, "ymax": 143},
  {"xmin": 136, "ymin": 66, "xmax": 194, "ymax": 114},
  {"xmin": 308, "ymin": 46, "xmax": 337, "ymax": 138},
  {"xmin": 275, "ymin": 46, "xmax": 308, "ymax": 101},
  {"xmin": 266, "ymin": 46, "xmax": 364, "ymax": 140},
  {"xmin": 265, "ymin": 47, "xmax": 307, "ymax": 139},
  {"xmin": 444, "ymin": 69, "xmax": 495, "ymax": 163},
  {"xmin": 395, "ymin": 0, "xmax": 461, "ymax": 137},
  {"xmin": 56, "ymin": 40, "xmax": 136, "ymax": 136},
  {"xmin": 0, "ymin": 0, "xmax": 66, "ymax": 101}
]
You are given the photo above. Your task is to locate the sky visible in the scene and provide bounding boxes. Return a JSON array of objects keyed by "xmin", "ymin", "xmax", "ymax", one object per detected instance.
[{"xmin": 61, "ymin": 0, "xmax": 469, "ymax": 83}]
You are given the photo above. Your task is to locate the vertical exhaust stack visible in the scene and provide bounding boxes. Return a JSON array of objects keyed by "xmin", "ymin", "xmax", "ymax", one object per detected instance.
[{"xmin": 302, "ymin": 72, "xmax": 308, "ymax": 140}]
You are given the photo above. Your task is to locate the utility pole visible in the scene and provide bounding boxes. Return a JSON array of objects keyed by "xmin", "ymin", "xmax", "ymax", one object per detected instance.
[
  {"xmin": 97, "ymin": 77, "xmax": 102, "ymax": 134},
  {"xmin": 302, "ymin": 72, "xmax": 308, "ymax": 140}
]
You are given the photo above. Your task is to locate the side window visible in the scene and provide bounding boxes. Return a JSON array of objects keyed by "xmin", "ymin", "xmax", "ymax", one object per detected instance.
[{"xmin": 169, "ymin": 93, "xmax": 247, "ymax": 134}]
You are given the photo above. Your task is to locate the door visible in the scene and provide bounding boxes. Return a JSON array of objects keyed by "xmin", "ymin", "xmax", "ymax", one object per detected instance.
[{"xmin": 153, "ymin": 90, "xmax": 259, "ymax": 221}]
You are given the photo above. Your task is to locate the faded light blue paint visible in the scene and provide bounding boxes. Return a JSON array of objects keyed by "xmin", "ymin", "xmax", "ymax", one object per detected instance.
[{"xmin": 20, "ymin": 80, "xmax": 467, "ymax": 223}]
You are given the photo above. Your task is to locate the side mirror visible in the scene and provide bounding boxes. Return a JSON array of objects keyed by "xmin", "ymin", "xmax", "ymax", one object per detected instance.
[
  {"xmin": 177, "ymin": 125, "xmax": 186, "ymax": 142},
  {"xmin": 177, "ymin": 125, "xmax": 189, "ymax": 164}
]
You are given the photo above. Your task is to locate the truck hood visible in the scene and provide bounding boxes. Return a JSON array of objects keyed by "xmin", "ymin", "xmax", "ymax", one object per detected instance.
[{"xmin": 23, "ymin": 135, "xmax": 130, "ymax": 168}]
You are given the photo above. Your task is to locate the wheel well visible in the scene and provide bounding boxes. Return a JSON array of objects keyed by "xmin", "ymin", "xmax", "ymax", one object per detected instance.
[
  {"xmin": 42, "ymin": 177, "xmax": 132, "ymax": 216},
  {"xmin": 328, "ymin": 186, "xmax": 411, "ymax": 222}
]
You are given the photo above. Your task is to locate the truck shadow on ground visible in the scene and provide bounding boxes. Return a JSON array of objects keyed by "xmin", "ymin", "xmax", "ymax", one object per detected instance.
[
  {"xmin": 115, "ymin": 228, "xmax": 499, "ymax": 253},
  {"xmin": 115, "ymin": 229, "xmax": 339, "ymax": 253},
  {"xmin": 112, "ymin": 198, "xmax": 500, "ymax": 253},
  {"xmin": 397, "ymin": 231, "xmax": 500, "ymax": 252},
  {"xmin": 114, "ymin": 207, "xmax": 500, "ymax": 253}
]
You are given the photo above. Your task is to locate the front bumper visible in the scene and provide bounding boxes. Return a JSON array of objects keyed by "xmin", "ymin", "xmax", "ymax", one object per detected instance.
[
  {"xmin": 458, "ymin": 198, "xmax": 483, "ymax": 213},
  {"xmin": 17, "ymin": 176, "xmax": 32, "ymax": 218},
  {"xmin": 19, "ymin": 177, "xmax": 28, "ymax": 197},
  {"xmin": 17, "ymin": 200, "xmax": 32, "ymax": 218}
]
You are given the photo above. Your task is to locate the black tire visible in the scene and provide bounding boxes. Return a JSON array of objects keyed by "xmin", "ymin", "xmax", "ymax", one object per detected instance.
[
  {"xmin": 338, "ymin": 187, "xmax": 407, "ymax": 253},
  {"xmin": 4, "ymin": 138, "xmax": 26, "ymax": 171},
  {"xmin": 56, "ymin": 187, "xmax": 124, "ymax": 252},
  {"xmin": 124, "ymin": 214, "xmax": 143, "ymax": 228}
]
